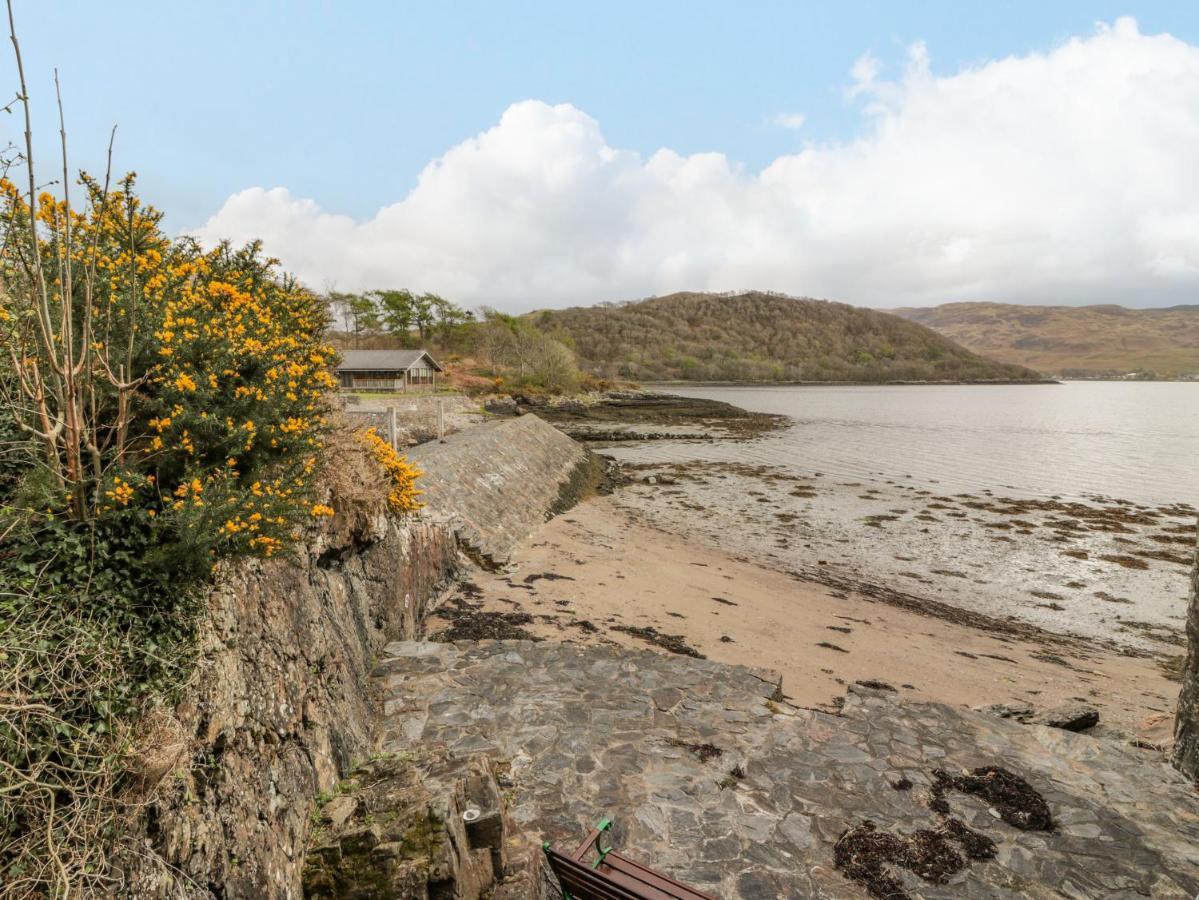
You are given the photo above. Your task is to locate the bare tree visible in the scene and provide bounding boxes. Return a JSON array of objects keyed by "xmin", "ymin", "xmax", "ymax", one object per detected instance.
[{"xmin": 0, "ymin": 0, "xmax": 152, "ymax": 519}]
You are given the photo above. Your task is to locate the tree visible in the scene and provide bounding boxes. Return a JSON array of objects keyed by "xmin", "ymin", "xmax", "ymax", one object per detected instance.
[
  {"xmin": 345, "ymin": 293, "xmax": 380, "ymax": 346},
  {"xmin": 372, "ymin": 289, "xmax": 416, "ymax": 342},
  {"xmin": 1173, "ymin": 517, "xmax": 1199, "ymax": 780},
  {"xmin": 429, "ymin": 293, "xmax": 474, "ymax": 340},
  {"xmin": 411, "ymin": 292, "xmax": 437, "ymax": 341},
  {"xmin": 473, "ymin": 308, "xmax": 580, "ymax": 392}
]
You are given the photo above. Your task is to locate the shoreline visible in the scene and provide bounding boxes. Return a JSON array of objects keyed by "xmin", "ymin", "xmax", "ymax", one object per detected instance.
[
  {"xmin": 444, "ymin": 387, "xmax": 1193, "ymax": 748},
  {"xmin": 639, "ymin": 378, "xmax": 1062, "ymax": 386},
  {"xmin": 429, "ymin": 494, "xmax": 1178, "ymax": 741}
]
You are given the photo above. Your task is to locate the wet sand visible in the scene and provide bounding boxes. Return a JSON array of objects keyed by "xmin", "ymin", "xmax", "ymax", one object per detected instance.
[
  {"xmin": 428, "ymin": 495, "xmax": 1178, "ymax": 741},
  {"xmin": 602, "ymin": 458, "xmax": 1194, "ymax": 652}
]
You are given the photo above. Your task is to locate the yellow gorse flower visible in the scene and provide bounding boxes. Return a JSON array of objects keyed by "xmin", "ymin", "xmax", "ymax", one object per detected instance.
[{"xmin": 359, "ymin": 428, "xmax": 423, "ymax": 513}]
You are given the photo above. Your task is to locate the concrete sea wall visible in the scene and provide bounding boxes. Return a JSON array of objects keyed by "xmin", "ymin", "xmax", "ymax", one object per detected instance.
[{"xmin": 407, "ymin": 413, "xmax": 607, "ymax": 568}]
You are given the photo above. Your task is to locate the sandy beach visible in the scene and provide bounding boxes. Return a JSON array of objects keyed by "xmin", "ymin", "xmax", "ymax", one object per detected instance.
[{"xmin": 429, "ymin": 494, "xmax": 1178, "ymax": 740}]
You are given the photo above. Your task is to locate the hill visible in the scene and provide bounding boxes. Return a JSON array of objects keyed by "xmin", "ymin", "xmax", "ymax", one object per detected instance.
[
  {"xmin": 528, "ymin": 291, "xmax": 1042, "ymax": 383},
  {"xmin": 891, "ymin": 302, "xmax": 1199, "ymax": 379}
]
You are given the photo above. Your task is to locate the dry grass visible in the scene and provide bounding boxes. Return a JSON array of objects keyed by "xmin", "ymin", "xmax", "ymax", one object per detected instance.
[
  {"xmin": 320, "ymin": 414, "xmax": 393, "ymax": 512},
  {"xmin": 0, "ymin": 603, "xmax": 129, "ymax": 896}
]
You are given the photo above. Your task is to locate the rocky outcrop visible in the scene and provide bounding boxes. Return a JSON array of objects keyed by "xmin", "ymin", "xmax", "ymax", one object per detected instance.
[
  {"xmin": 302, "ymin": 750, "xmax": 538, "ymax": 899},
  {"xmin": 407, "ymin": 415, "xmax": 608, "ymax": 568},
  {"xmin": 123, "ymin": 491, "xmax": 459, "ymax": 897},
  {"xmin": 978, "ymin": 701, "xmax": 1100, "ymax": 733},
  {"xmin": 1028, "ymin": 703, "xmax": 1100, "ymax": 732}
]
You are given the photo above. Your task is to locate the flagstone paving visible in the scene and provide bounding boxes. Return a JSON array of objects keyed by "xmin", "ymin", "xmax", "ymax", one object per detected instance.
[{"xmin": 376, "ymin": 640, "xmax": 1199, "ymax": 898}]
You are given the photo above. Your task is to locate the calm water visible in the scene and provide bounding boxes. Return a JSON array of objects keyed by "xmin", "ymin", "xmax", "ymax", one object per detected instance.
[{"xmin": 650, "ymin": 382, "xmax": 1199, "ymax": 507}]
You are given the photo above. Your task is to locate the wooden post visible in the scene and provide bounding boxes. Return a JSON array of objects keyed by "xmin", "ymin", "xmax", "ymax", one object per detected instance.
[
  {"xmin": 438, "ymin": 397, "xmax": 445, "ymax": 442},
  {"xmin": 387, "ymin": 406, "xmax": 398, "ymax": 450}
]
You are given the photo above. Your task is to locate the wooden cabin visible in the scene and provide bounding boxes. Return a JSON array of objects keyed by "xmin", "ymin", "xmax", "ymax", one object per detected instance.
[{"xmin": 336, "ymin": 350, "xmax": 443, "ymax": 392}]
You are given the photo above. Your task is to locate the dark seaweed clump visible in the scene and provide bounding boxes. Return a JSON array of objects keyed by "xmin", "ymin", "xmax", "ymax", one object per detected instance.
[
  {"xmin": 931, "ymin": 766, "xmax": 1055, "ymax": 831},
  {"xmin": 833, "ymin": 822, "xmax": 965, "ymax": 899}
]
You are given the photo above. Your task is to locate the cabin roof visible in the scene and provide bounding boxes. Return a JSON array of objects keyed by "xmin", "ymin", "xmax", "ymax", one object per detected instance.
[{"xmin": 336, "ymin": 350, "xmax": 443, "ymax": 372}]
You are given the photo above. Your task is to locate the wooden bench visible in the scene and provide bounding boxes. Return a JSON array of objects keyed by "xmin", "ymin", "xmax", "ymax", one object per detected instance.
[{"xmin": 543, "ymin": 817, "xmax": 718, "ymax": 900}]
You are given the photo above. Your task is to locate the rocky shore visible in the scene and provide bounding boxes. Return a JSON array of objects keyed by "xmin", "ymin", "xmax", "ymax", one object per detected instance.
[
  {"xmin": 432, "ymin": 389, "xmax": 1190, "ymax": 746},
  {"xmin": 494, "ymin": 389, "xmax": 786, "ymax": 441},
  {"xmin": 292, "ymin": 391, "xmax": 1197, "ymax": 898}
]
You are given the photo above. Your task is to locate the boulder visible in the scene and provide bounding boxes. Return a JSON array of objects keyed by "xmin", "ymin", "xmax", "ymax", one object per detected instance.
[
  {"xmin": 978, "ymin": 702, "xmax": 1036, "ymax": 721},
  {"xmin": 1030, "ymin": 703, "xmax": 1100, "ymax": 732}
]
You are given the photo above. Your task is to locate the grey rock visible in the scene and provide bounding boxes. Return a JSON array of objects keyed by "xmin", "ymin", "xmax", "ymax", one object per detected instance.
[
  {"xmin": 1030, "ymin": 703, "xmax": 1100, "ymax": 732},
  {"xmin": 376, "ymin": 640, "xmax": 1199, "ymax": 898},
  {"xmin": 978, "ymin": 702, "xmax": 1036, "ymax": 720},
  {"xmin": 320, "ymin": 796, "xmax": 359, "ymax": 829}
]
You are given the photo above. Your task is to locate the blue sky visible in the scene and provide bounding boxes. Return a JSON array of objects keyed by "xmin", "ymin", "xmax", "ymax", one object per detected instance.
[
  {"xmin": 12, "ymin": 1, "xmax": 1194, "ymax": 227},
  {"xmin": 9, "ymin": 2, "xmax": 1199, "ymax": 308}
]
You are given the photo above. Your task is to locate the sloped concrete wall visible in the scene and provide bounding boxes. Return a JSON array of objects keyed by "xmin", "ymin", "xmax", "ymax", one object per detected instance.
[{"xmin": 406, "ymin": 414, "xmax": 603, "ymax": 568}]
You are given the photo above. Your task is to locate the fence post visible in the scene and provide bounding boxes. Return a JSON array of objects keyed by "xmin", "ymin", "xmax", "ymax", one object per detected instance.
[
  {"xmin": 388, "ymin": 406, "xmax": 398, "ymax": 450},
  {"xmin": 438, "ymin": 398, "xmax": 445, "ymax": 442}
]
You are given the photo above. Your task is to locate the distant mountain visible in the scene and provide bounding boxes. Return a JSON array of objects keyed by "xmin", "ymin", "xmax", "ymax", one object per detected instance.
[
  {"xmin": 529, "ymin": 291, "xmax": 1043, "ymax": 383},
  {"xmin": 890, "ymin": 302, "xmax": 1199, "ymax": 378}
]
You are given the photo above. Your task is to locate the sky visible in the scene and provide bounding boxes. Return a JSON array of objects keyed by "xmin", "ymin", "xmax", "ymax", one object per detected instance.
[{"xmin": 8, "ymin": 1, "xmax": 1199, "ymax": 311}]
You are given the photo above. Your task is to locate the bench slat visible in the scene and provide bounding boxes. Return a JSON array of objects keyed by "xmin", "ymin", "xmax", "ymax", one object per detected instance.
[
  {"xmin": 547, "ymin": 849, "xmax": 639, "ymax": 900},
  {"xmin": 603, "ymin": 851, "xmax": 719, "ymax": 899},
  {"xmin": 546, "ymin": 820, "xmax": 718, "ymax": 900},
  {"xmin": 570, "ymin": 825, "xmax": 607, "ymax": 862}
]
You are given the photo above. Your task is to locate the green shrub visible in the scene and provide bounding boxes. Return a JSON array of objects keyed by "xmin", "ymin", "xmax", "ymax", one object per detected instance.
[{"xmin": 0, "ymin": 175, "xmax": 339, "ymax": 893}]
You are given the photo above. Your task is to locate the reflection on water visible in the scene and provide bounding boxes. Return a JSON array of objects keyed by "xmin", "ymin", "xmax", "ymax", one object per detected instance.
[{"xmin": 640, "ymin": 382, "xmax": 1199, "ymax": 506}]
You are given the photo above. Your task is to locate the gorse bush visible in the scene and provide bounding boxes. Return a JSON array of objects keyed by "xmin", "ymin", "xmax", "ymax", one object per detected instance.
[
  {"xmin": 0, "ymin": 151, "xmax": 341, "ymax": 893},
  {"xmin": 0, "ymin": 176, "xmax": 336, "ymax": 554},
  {"xmin": 359, "ymin": 427, "xmax": 423, "ymax": 513}
]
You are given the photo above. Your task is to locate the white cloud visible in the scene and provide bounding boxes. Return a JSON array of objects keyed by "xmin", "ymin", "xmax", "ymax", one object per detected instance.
[
  {"xmin": 771, "ymin": 112, "xmax": 806, "ymax": 130},
  {"xmin": 194, "ymin": 17, "xmax": 1199, "ymax": 310}
]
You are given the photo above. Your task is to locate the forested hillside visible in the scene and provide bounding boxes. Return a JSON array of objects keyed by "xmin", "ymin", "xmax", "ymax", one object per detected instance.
[
  {"xmin": 531, "ymin": 292, "xmax": 1042, "ymax": 383},
  {"xmin": 892, "ymin": 302, "xmax": 1199, "ymax": 378}
]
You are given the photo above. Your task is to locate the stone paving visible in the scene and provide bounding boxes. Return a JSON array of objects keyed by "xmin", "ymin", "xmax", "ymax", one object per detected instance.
[{"xmin": 376, "ymin": 640, "xmax": 1199, "ymax": 899}]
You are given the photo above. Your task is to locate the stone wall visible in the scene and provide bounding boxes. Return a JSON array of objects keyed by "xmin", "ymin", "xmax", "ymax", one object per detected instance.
[
  {"xmin": 124, "ymin": 488, "xmax": 459, "ymax": 898},
  {"xmin": 406, "ymin": 414, "xmax": 605, "ymax": 568},
  {"xmin": 122, "ymin": 416, "xmax": 602, "ymax": 897}
]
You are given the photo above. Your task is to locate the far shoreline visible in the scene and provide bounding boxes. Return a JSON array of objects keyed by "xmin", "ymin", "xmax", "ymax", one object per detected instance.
[{"xmin": 639, "ymin": 378, "xmax": 1062, "ymax": 387}]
